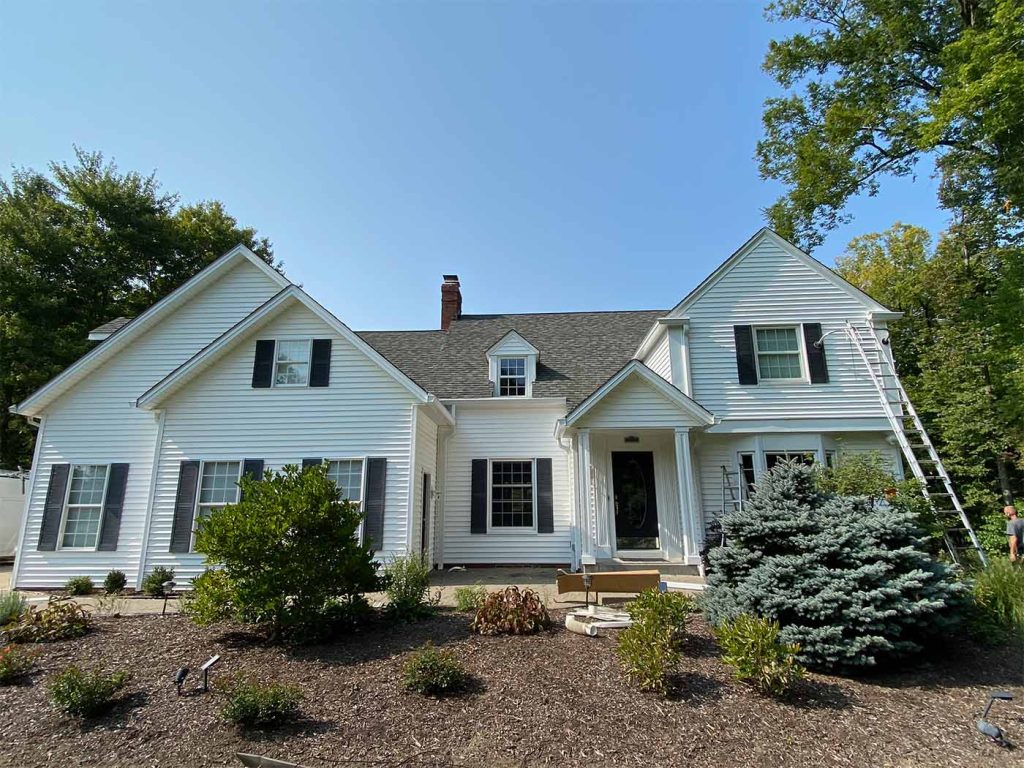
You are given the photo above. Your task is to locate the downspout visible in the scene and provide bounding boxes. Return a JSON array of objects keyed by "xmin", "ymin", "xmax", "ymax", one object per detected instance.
[
  {"xmin": 10, "ymin": 414, "xmax": 46, "ymax": 589},
  {"xmin": 405, "ymin": 404, "xmax": 419, "ymax": 557},
  {"xmin": 135, "ymin": 408, "xmax": 166, "ymax": 589},
  {"xmin": 435, "ymin": 419, "xmax": 455, "ymax": 570}
]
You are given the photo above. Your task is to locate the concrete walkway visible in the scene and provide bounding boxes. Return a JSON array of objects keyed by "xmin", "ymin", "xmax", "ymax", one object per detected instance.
[{"xmin": 1, "ymin": 564, "xmax": 704, "ymax": 616}]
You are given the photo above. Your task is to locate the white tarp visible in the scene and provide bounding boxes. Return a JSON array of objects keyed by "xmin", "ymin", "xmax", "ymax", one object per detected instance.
[{"xmin": 0, "ymin": 473, "xmax": 27, "ymax": 559}]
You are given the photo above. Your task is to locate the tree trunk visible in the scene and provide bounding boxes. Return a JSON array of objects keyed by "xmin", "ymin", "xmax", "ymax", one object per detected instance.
[{"xmin": 996, "ymin": 451, "xmax": 1015, "ymax": 507}]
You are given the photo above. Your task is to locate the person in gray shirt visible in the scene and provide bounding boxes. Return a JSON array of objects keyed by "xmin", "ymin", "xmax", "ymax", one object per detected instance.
[{"xmin": 1005, "ymin": 505, "xmax": 1024, "ymax": 562}]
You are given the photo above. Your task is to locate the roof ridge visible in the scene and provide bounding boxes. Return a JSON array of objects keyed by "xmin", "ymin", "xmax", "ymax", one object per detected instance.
[{"xmin": 457, "ymin": 308, "xmax": 666, "ymax": 319}]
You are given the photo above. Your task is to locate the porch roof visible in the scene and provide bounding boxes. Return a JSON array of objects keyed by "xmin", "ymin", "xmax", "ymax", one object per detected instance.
[{"xmin": 564, "ymin": 360, "xmax": 715, "ymax": 429}]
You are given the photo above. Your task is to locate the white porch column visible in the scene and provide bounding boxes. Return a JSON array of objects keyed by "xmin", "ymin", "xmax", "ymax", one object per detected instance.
[
  {"xmin": 576, "ymin": 429, "xmax": 596, "ymax": 562},
  {"xmin": 674, "ymin": 427, "xmax": 700, "ymax": 560}
]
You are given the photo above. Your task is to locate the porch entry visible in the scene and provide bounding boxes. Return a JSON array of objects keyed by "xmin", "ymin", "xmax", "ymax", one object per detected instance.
[{"xmin": 611, "ymin": 451, "xmax": 659, "ymax": 551}]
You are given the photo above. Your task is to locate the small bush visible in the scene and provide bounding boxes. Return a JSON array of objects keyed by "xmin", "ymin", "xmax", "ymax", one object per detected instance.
[
  {"xmin": 453, "ymin": 584, "xmax": 488, "ymax": 613},
  {"xmin": 141, "ymin": 566, "xmax": 175, "ymax": 597},
  {"xmin": 625, "ymin": 589, "xmax": 696, "ymax": 640},
  {"xmin": 403, "ymin": 643, "xmax": 470, "ymax": 696},
  {"xmin": 64, "ymin": 576, "xmax": 94, "ymax": 596},
  {"xmin": 47, "ymin": 665, "xmax": 129, "ymax": 717},
  {"xmin": 617, "ymin": 617, "xmax": 678, "ymax": 694},
  {"xmin": 715, "ymin": 614, "xmax": 805, "ymax": 697},
  {"xmin": 968, "ymin": 560, "xmax": 1024, "ymax": 644},
  {"xmin": 181, "ymin": 568, "xmax": 235, "ymax": 626},
  {"xmin": 3, "ymin": 597, "xmax": 91, "ymax": 643},
  {"xmin": 0, "ymin": 592, "xmax": 27, "ymax": 627},
  {"xmin": 103, "ymin": 570, "xmax": 127, "ymax": 595},
  {"xmin": 471, "ymin": 586, "xmax": 551, "ymax": 635},
  {"xmin": 383, "ymin": 555, "xmax": 434, "ymax": 620},
  {"xmin": 0, "ymin": 644, "xmax": 39, "ymax": 684},
  {"xmin": 220, "ymin": 677, "xmax": 303, "ymax": 727}
]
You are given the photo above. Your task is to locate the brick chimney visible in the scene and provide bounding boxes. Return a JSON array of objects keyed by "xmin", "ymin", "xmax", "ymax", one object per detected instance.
[{"xmin": 441, "ymin": 274, "xmax": 462, "ymax": 331}]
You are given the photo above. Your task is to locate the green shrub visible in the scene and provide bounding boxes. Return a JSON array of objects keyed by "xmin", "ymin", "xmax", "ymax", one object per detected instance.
[
  {"xmin": 220, "ymin": 677, "xmax": 303, "ymax": 727},
  {"xmin": 617, "ymin": 617, "xmax": 678, "ymax": 695},
  {"xmin": 47, "ymin": 666, "xmax": 129, "ymax": 718},
  {"xmin": 141, "ymin": 566, "xmax": 175, "ymax": 597},
  {"xmin": 3, "ymin": 597, "xmax": 91, "ymax": 643},
  {"xmin": 64, "ymin": 576, "xmax": 94, "ymax": 596},
  {"xmin": 193, "ymin": 464, "xmax": 379, "ymax": 642},
  {"xmin": 471, "ymin": 586, "xmax": 551, "ymax": 635},
  {"xmin": 181, "ymin": 568, "xmax": 234, "ymax": 626},
  {"xmin": 453, "ymin": 584, "xmax": 488, "ymax": 613},
  {"xmin": 715, "ymin": 614, "xmax": 805, "ymax": 696},
  {"xmin": 968, "ymin": 560, "xmax": 1024, "ymax": 643},
  {"xmin": 0, "ymin": 644, "xmax": 39, "ymax": 684},
  {"xmin": 403, "ymin": 643, "xmax": 470, "ymax": 696},
  {"xmin": 103, "ymin": 570, "xmax": 127, "ymax": 595},
  {"xmin": 0, "ymin": 592, "xmax": 27, "ymax": 627},
  {"xmin": 383, "ymin": 554, "xmax": 434, "ymax": 620},
  {"xmin": 625, "ymin": 589, "xmax": 696, "ymax": 640},
  {"xmin": 703, "ymin": 460, "xmax": 966, "ymax": 671}
]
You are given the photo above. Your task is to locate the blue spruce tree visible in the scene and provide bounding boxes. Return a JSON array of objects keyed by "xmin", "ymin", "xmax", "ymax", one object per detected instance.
[{"xmin": 702, "ymin": 460, "xmax": 966, "ymax": 671}]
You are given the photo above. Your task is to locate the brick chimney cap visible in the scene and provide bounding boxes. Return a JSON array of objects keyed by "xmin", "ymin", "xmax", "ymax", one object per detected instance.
[{"xmin": 443, "ymin": 274, "xmax": 460, "ymax": 282}]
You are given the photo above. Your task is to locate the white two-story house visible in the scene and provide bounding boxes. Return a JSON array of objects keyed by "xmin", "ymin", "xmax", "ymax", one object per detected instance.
[{"xmin": 8, "ymin": 228, "xmax": 905, "ymax": 588}]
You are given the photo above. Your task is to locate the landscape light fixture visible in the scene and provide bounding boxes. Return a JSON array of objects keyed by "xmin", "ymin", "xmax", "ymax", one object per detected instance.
[
  {"xmin": 200, "ymin": 654, "xmax": 221, "ymax": 692},
  {"xmin": 976, "ymin": 690, "xmax": 1014, "ymax": 747},
  {"xmin": 161, "ymin": 580, "xmax": 176, "ymax": 616},
  {"xmin": 174, "ymin": 667, "xmax": 189, "ymax": 696}
]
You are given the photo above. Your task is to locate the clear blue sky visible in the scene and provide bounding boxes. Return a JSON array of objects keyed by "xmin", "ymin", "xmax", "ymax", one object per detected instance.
[{"xmin": 1, "ymin": 1, "xmax": 946, "ymax": 330}]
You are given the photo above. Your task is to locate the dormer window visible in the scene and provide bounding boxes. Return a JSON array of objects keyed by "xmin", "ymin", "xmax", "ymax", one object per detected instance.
[
  {"xmin": 486, "ymin": 331, "xmax": 539, "ymax": 398},
  {"xmin": 499, "ymin": 358, "xmax": 527, "ymax": 397}
]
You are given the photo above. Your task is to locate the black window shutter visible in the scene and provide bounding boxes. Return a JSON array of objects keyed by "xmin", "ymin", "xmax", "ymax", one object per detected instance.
[
  {"xmin": 301, "ymin": 458, "xmax": 323, "ymax": 470},
  {"xmin": 309, "ymin": 339, "xmax": 332, "ymax": 387},
  {"xmin": 471, "ymin": 459, "xmax": 488, "ymax": 534},
  {"xmin": 169, "ymin": 460, "xmax": 201, "ymax": 553},
  {"xmin": 536, "ymin": 458, "xmax": 554, "ymax": 534},
  {"xmin": 252, "ymin": 339, "xmax": 275, "ymax": 388},
  {"xmin": 733, "ymin": 325, "xmax": 758, "ymax": 385},
  {"xmin": 363, "ymin": 458, "xmax": 387, "ymax": 551},
  {"xmin": 97, "ymin": 463, "xmax": 129, "ymax": 551},
  {"xmin": 37, "ymin": 464, "xmax": 70, "ymax": 551},
  {"xmin": 240, "ymin": 459, "xmax": 264, "ymax": 501},
  {"xmin": 803, "ymin": 323, "xmax": 830, "ymax": 383}
]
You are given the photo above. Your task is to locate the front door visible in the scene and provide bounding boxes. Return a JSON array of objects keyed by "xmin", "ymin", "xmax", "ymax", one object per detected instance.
[{"xmin": 611, "ymin": 451, "xmax": 659, "ymax": 551}]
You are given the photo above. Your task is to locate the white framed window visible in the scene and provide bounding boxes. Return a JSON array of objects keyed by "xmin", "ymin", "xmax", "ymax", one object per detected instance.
[
  {"xmin": 753, "ymin": 327, "xmax": 805, "ymax": 381},
  {"xmin": 764, "ymin": 451, "xmax": 817, "ymax": 471},
  {"xmin": 325, "ymin": 459, "xmax": 365, "ymax": 505},
  {"xmin": 738, "ymin": 452, "xmax": 756, "ymax": 497},
  {"xmin": 274, "ymin": 339, "xmax": 312, "ymax": 386},
  {"xmin": 489, "ymin": 459, "xmax": 535, "ymax": 530},
  {"xmin": 193, "ymin": 461, "xmax": 242, "ymax": 548},
  {"xmin": 498, "ymin": 357, "xmax": 527, "ymax": 397},
  {"xmin": 59, "ymin": 464, "xmax": 110, "ymax": 550}
]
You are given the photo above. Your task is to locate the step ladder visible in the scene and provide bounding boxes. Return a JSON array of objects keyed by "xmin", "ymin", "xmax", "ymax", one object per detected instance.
[
  {"xmin": 721, "ymin": 465, "xmax": 743, "ymax": 519},
  {"xmin": 844, "ymin": 320, "xmax": 987, "ymax": 566}
]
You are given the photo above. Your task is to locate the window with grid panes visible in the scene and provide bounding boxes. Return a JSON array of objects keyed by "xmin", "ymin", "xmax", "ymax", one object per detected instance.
[
  {"xmin": 274, "ymin": 340, "xmax": 311, "ymax": 386},
  {"xmin": 498, "ymin": 357, "xmax": 527, "ymax": 396},
  {"xmin": 61, "ymin": 465, "xmax": 108, "ymax": 549},
  {"xmin": 196, "ymin": 461, "xmax": 242, "ymax": 526},
  {"xmin": 490, "ymin": 460, "xmax": 534, "ymax": 528},
  {"xmin": 754, "ymin": 327, "xmax": 803, "ymax": 380},
  {"xmin": 326, "ymin": 459, "xmax": 363, "ymax": 504}
]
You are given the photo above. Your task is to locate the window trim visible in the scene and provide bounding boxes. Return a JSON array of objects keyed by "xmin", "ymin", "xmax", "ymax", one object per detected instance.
[
  {"xmin": 273, "ymin": 338, "xmax": 313, "ymax": 388},
  {"xmin": 486, "ymin": 458, "xmax": 538, "ymax": 533},
  {"xmin": 751, "ymin": 325, "xmax": 808, "ymax": 384},
  {"xmin": 57, "ymin": 463, "xmax": 111, "ymax": 552},
  {"xmin": 191, "ymin": 459, "xmax": 243, "ymax": 552},
  {"xmin": 495, "ymin": 356, "xmax": 529, "ymax": 398},
  {"xmin": 319, "ymin": 457, "xmax": 369, "ymax": 542}
]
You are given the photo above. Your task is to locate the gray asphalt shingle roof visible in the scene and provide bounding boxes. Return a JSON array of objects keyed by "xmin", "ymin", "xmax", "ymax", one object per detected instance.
[
  {"xmin": 358, "ymin": 310, "xmax": 665, "ymax": 408},
  {"xmin": 89, "ymin": 316, "xmax": 133, "ymax": 336}
]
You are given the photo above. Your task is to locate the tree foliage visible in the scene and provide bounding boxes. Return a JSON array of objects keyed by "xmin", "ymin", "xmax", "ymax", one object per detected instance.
[
  {"xmin": 758, "ymin": 0, "xmax": 1024, "ymax": 250},
  {"xmin": 0, "ymin": 148, "xmax": 274, "ymax": 467},
  {"xmin": 191, "ymin": 464, "xmax": 379, "ymax": 642},
  {"xmin": 703, "ymin": 460, "xmax": 966, "ymax": 671}
]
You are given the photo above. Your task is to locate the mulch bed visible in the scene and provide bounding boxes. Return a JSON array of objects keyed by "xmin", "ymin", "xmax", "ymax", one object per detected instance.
[{"xmin": 1, "ymin": 610, "xmax": 1021, "ymax": 767}]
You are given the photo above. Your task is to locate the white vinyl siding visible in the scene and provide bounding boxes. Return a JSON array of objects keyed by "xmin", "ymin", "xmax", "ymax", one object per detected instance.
[
  {"xmin": 144, "ymin": 301, "xmax": 420, "ymax": 582},
  {"xmin": 643, "ymin": 333, "xmax": 672, "ymax": 381},
  {"xmin": 684, "ymin": 237, "xmax": 890, "ymax": 423},
  {"xmin": 14, "ymin": 260, "xmax": 282, "ymax": 588},
  {"xmin": 574, "ymin": 373, "xmax": 704, "ymax": 430},
  {"xmin": 412, "ymin": 411, "xmax": 438, "ymax": 564},
  {"xmin": 442, "ymin": 402, "xmax": 571, "ymax": 564}
]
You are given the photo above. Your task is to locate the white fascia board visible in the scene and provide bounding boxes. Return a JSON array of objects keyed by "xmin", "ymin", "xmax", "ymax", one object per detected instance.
[
  {"xmin": 13, "ymin": 244, "xmax": 290, "ymax": 417},
  {"xmin": 422, "ymin": 396, "xmax": 456, "ymax": 427},
  {"xmin": 667, "ymin": 228, "xmax": 893, "ymax": 319},
  {"xmin": 485, "ymin": 330, "xmax": 540, "ymax": 357},
  {"xmin": 565, "ymin": 360, "xmax": 714, "ymax": 428},
  {"xmin": 442, "ymin": 396, "xmax": 567, "ymax": 408},
  {"xmin": 708, "ymin": 417, "xmax": 893, "ymax": 434},
  {"xmin": 138, "ymin": 284, "xmax": 434, "ymax": 409}
]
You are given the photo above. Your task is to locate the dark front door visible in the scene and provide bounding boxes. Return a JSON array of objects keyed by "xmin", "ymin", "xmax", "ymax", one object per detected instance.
[{"xmin": 612, "ymin": 451, "xmax": 659, "ymax": 550}]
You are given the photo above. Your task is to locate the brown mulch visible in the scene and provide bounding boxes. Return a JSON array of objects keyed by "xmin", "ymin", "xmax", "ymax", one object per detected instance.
[{"xmin": 0, "ymin": 611, "xmax": 1021, "ymax": 768}]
